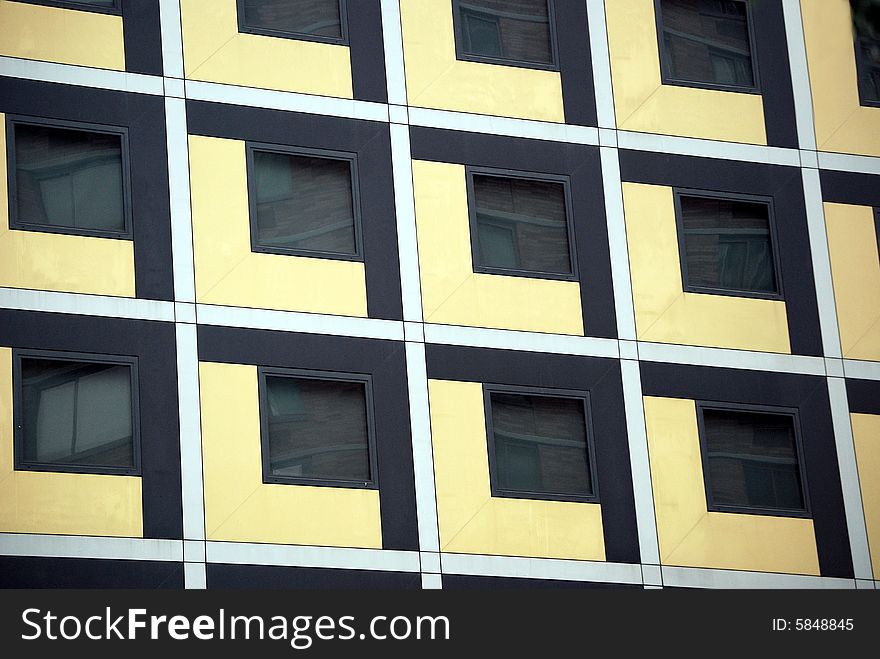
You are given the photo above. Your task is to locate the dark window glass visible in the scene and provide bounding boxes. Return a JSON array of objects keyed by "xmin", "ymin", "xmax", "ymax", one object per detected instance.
[
  {"xmin": 264, "ymin": 375, "xmax": 372, "ymax": 485},
  {"xmin": 701, "ymin": 407, "xmax": 806, "ymax": 513},
  {"xmin": 240, "ymin": 0, "xmax": 342, "ymax": 40},
  {"xmin": 853, "ymin": 0, "xmax": 880, "ymax": 105},
  {"xmin": 457, "ymin": 0, "xmax": 554, "ymax": 66},
  {"xmin": 472, "ymin": 173, "xmax": 572, "ymax": 277},
  {"xmin": 659, "ymin": 0, "xmax": 756, "ymax": 90},
  {"xmin": 679, "ymin": 194, "xmax": 778, "ymax": 296},
  {"xmin": 19, "ymin": 357, "xmax": 135, "ymax": 470},
  {"xmin": 13, "ymin": 122, "xmax": 126, "ymax": 234},
  {"xmin": 251, "ymin": 149, "xmax": 357, "ymax": 257},
  {"xmin": 489, "ymin": 391, "xmax": 593, "ymax": 498}
]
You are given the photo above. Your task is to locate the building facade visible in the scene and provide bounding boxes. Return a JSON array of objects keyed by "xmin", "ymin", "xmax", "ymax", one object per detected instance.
[{"xmin": 0, "ymin": 0, "xmax": 878, "ymax": 590}]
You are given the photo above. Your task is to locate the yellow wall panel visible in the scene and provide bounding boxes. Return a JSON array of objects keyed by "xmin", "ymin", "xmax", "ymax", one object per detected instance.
[
  {"xmin": 644, "ymin": 396, "xmax": 819, "ymax": 574},
  {"xmin": 0, "ymin": 348, "xmax": 143, "ymax": 537},
  {"xmin": 825, "ymin": 203, "xmax": 880, "ymax": 361},
  {"xmin": 412, "ymin": 160, "xmax": 584, "ymax": 335},
  {"xmin": 605, "ymin": 0, "xmax": 766, "ymax": 144},
  {"xmin": 852, "ymin": 413, "xmax": 880, "ymax": 578},
  {"xmin": 188, "ymin": 135, "xmax": 367, "ymax": 315},
  {"xmin": 0, "ymin": 0, "xmax": 124, "ymax": 70},
  {"xmin": 400, "ymin": 0, "xmax": 564, "ymax": 122},
  {"xmin": 0, "ymin": 116, "xmax": 135, "ymax": 297},
  {"xmin": 801, "ymin": 0, "xmax": 880, "ymax": 157},
  {"xmin": 199, "ymin": 361, "xmax": 382, "ymax": 547},
  {"xmin": 429, "ymin": 379, "xmax": 605, "ymax": 560},
  {"xmin": 180, "ymin": 0, "xmax": 352, "ymax": 98},
  {"xmin": 623, "ymin": 183, "xmax": 790, "ymax": 353}
]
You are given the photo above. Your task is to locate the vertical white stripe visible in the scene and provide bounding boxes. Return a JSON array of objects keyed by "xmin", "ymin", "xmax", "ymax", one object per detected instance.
[
  {"xmin": 158, "ymin": 0, "xmax": 185, "ymax": 79},
  {"xmin": 380, "ymin": 0, "xmax": 408, "ymax": 106},
  {"xmin": 781, "ymin": 0, "xmax": 817, "ymax": 150},
  {"xmin": 585, "ymin": 0, "xmax": 616, "ymax": 128},
  {"xmin": 184, "ymin": 562, "xmax": 207, "ymax": 589},
  {"xmin": 175, "ymin": 323, "xmax": 205, "ymax": 542},
  {"xmin": 165, "ymin": 97, "xmax": 197, "ymax": 303},
  {"xmin": 390, "ymin": 123, "xmax": 424, "ymax": 322}
]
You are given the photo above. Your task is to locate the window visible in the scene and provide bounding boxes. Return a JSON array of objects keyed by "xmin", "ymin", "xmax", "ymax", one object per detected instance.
[
  {"xmin": 468, "ymin": 168, "xmax": 576, "ymax": 280},
  {"xmin": 9, "ymin": 0, "xmax": 120, "ymax": 14},
  {"xmin": 485, "ymin": 387, "xmax": 597, "ymax": 502},
  {"xmin": 674, "ymin": 190, "xmax": 781, "ymax": 298},
  {"xmin": 14, "ymin": 351, "xmax": 139, "ymax": 475},
  {"xmin": 697, "ymin": 403, "xmax": 808, "ymax": 516},
  {"xmin": 259, "ymin": 368, "xmax": 377, "ymax": 488},
  {"xmin": 7, "ymin": 116, "xmax": 131, "ymax": 239},
  {"xmin": 853, "ymin": 0, "xmax": 880, "ymax": 106},
  {"xmin": 246, "ymin": 143, "xmax": 361, "ymax": 260},
  {"xmin": 237, "ymin": 0, "xmax": 346, "ymax": 44},
  {"xmin": 656, "ymin": 0, "xmax": 759, "ymax": 92},
  {"xmin": 453, "ymin": 0, "xmax": 557, "ymax": 69}
]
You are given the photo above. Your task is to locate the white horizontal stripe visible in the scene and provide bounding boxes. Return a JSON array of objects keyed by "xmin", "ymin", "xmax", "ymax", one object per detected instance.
[
  {"xmin": 0, "ymin": 55, "xmax": 163, "ymax": 95},
  {"xmin": 206, "ymin": 542, "xmax": 420, "ymax": 572},
  {"xmin": 818, "ymin": 151, "xmax": 880, "ymax": 176},
  {"xmin": 617, "ymin": 130, "xmax": 801, "ymax": 167},
  {"xmin": 185, "ymin": 80, "xmax": 388, "ymax": 122},
  {"xmin": 196, "ymin": 304, "xmax": 403, "ymax": 340},
  {"xmin": 0, "ymin": 533, "xmax": 182, "ymax": 562},
  {"xmin": 440, "ymin": 553, "xmax": 643, "ymax": 584},
  {"xmin": 844, "ymin": 359, "xmax": 880, "ymax": 381},
  {"xmin": 662, "ymin": 565, "xmax": 855, "ymax": 589},
  {"xmin": 0, "ymin": 287, "xmax": 174, "ymax": 322},
  {"xmin": 638, "ymin": 341, "xmax": 826, "ymax": 376},
  {"xmin": 424, "ymin": 323, "xmax": 619, "ymax": 358}
]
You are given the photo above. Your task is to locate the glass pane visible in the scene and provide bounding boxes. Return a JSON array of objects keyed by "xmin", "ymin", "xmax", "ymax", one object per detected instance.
[
  {"xmin": 242, "ymin": 0, "xmax": 342, "ymax": 39},
  {"xmin": 680, "ymin": 194, "xmax": 778, "ymax": 294},
  {"xmin": 702, "ymin": 408, "xmax": 805, "ymax": 512},
  {"xmin": 458, "ymin": 0, "xmax": 553, "ymax": 65},
  {"xmin": 473, "ymin": 174, "xmax": 572, "ymax": 276},
  {"xmin": 490, "ymin": 392, "xmax": 592, "ymax": 497},
  {"xmin": 14, "ymin": 122, "xmax": 126, "ymax": 233},
  {"xmin": 853, "ymin": 0, "xmax": 880, "ymax": 103},
  {"xmin": 252, "ymin": 150, "xmax": 357, "ymax": 256},
  {"xmin": 265, "ymin": 375, "xmax": 371, "ymax": 483},
  {"xmin": 660, "ymin": 0, "xmax": 755, "ymax": 88},
  {"xmin": 21, "ymin": 357, "xmax": 135, "ymax": 469}
]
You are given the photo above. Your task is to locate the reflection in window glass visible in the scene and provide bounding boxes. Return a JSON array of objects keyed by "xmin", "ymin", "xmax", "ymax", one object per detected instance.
[
  {"xmin": 240, "ymin": 0, "xmax": 342, "ymax": 39},
  {"xmin": 679, "ymin": 194, "xmax": 778, "ymax": 295},
  {"xmin": 458, "ymin": 0, "xmax": 553, "ymax": 65},
  {"xmin": 252, "ymin": 149, "xmax": 357, "ymax": 257},
  {"xmin": 264, "ymin": 375, "xmax": 372, "ymax": 484},
  {"xmin": 13, "ymin": 122, "xmax": 125, "ymax": 234},
  {"xmin": 659, "ymin": 0, "xmax": 756, "ymax": 89},
  {"xmin": 853, "ymin": 0, "xmax": 880, "ymax": 104},
  {"xmin": 20, "ymin": 357, "xmax": 135, "ymax": 470},
  {"xmin": 472, "ymin": 174, "xmax": 572, "ymax": 277},
  {"xmin": 489, "ymin": 391, "xmax": 593, "ymax": 498},
  {"xmin": 702, "ymin": 407, "xmax": 806, "ymax": 513}
]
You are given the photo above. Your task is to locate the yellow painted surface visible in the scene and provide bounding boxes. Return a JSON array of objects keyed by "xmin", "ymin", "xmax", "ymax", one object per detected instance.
[
  {"xmin": 852, "ymin": 413, "xmax": 880, "ymax": 578},
  {"xmin": 801, "ymin": 0, "xmax": 880, "ymax": 157},
  {"xmin": 180, "ymin": 0, "xmax": 352, "ymax": 97},
  {"xmin": 623, "ymin": 183, "xmax": 790, "ymax": 353},
  {"xmin": 199, "ymin": 362, "xmax": 382, "ymax": 547},
  {"xmin": 0, "ymin": 348, "xmax": 142, "ymax": 537},
  {"xmin": 400, "ymin": 0, "xmax": 564, "ymax": 122},
  {"xmin": 0, "ymin": 116, "xmax": 135, "ymax": 297},
  {"xmin": 188, "ymin": 136, "xmax": 367, "ymax": 315},
  {"xmin": 605, "ymin": 0, "xmax": 766, "ymax": 144},
  {"xmin": 429, "ymin": 379, "xmax": 605, "ymax": 560},
  {"xmin": 0, "ymin": 0, "xmax": 124, "ymax": 70},
  {"xmin": 412, "ymin": 160, "xmax": 584, "ymax": 335},
  {"xmin": 825, "ymin": 203, "xmax": 880, "ymax": 361},
  {"xmin": 644, "ymin": 396, "xmax": 819, "ymax": 574}
]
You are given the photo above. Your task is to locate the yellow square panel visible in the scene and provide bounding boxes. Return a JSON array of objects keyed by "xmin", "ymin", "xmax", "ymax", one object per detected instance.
[{"xmin": 852, "ymin": 413, "xmax": 880, "ymax": 578}]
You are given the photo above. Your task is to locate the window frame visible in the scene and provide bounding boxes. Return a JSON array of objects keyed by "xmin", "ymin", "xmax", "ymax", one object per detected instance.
[
  {"xmin": 483, "ymin": 383, "xmax": 599, "ymax": 504},
  {"xmin": 451, "ymin": 0, "xmax": 560, "ymax": 72},
  {"xmin": 12, "ymin": 348, "xmax": 142, "ymax": 477},
  {"xmin": 245, "ymin": 141, "xmax": 364, "ymax": 262},
  {"xmin": 257, "ymin": 366, "xmax": 379, "ymax": 490},
  {"xmin": 466, "ymin": 165, "xmax": 578, "ymax": 282},
  {"xmin": 235, "ymin": 0, "xmax": 349, "ymax": 46},
  {"xmin": 672, "ymin": 187, "xmax": 784, "ymax": 300},
  {"xmin": 654, "ymin": 0, "xmax": 762, "ymax": 95},
  {"xmin": 6, "ymin": 114, "xmax": 133, "ymax": 240},
  {"xmin": 853, "ymin": 11, "xmax": 880, "ymax": 108},
  {"xmin": 695, "ymin": 400, "xmax": 811, "ymax": 518},
  {"xmin": 8, "ymin": 0, "xmax": 121, "ymax": 15}
]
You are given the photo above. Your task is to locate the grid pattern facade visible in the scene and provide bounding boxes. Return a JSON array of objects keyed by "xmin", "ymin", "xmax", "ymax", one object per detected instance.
[{"xmin": 0, "ymin": 0, "xmax": 878, "ymax": 590}]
